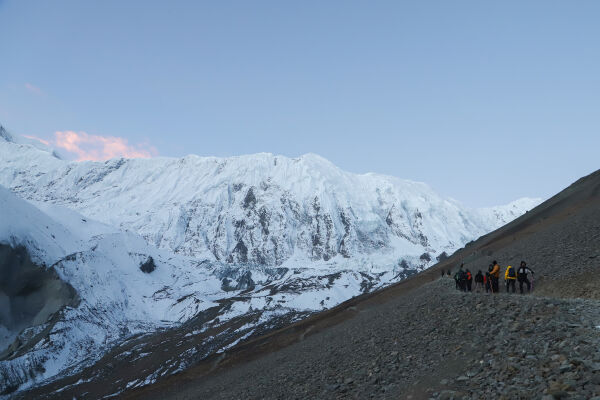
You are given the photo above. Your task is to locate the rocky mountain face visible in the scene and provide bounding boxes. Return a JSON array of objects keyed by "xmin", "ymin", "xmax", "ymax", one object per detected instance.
[
  {"xmin": 0, "ymin": 129, "xmax": 539, "ymax": 273},
  {"xmin": 0, "ymin": 125, "xmax": 541, "ymax": 396}
]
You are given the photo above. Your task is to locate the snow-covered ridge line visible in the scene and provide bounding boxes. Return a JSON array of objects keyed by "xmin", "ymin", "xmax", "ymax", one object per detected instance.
[{"xmin": 0, "ymin": 128, "xmax": 541, "ymax": 272}]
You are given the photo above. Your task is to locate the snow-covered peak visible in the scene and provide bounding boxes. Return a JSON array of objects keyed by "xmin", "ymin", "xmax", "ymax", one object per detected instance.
[
  {"xmin": 0, "ymin": 131, "xmax": 541, "ymax": 272},
  {"xmin": 0, "ymin": 125, "xmax": 61, "ymax": 160},
  {"xmin": 0, "ymin": 125, "xmax": 13, "ymax": 142},
  {"xmin": 476, "ymin": 197, "xmax": 541, "ymax": 228},
  {"xmin": 0, "ymin": 185, "xmax": 80, "ymax": 264}
]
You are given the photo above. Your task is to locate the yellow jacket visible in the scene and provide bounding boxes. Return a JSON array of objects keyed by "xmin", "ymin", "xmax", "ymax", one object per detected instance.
[
  {"xmin": 490, "ymin": 264, "xmax": 500, "ymax": 278},
  {"xmin": 505, "ymin": 266, "xmax": 516, "ymax": 280}
]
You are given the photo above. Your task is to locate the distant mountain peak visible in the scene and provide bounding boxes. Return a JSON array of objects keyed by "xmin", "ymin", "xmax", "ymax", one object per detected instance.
[
  {"xmin": 0, "ymin": 134, "xmax": 541, "ymax": 269},
  {"xmin": 0, "ymin": 125, "xmax": 14, "ymax": 142}
]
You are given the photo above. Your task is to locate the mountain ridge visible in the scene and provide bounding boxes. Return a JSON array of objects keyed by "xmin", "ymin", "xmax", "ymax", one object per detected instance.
[{"xmin": 0, "ymin": 127, "xmax": 540, "ymax": 272}]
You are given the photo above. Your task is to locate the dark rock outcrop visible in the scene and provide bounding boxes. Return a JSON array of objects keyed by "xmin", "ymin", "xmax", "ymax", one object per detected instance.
[
  {"xmin": 0, "ymin": 244, "xmax": 78, "ymax": 356},
  {"xmin": 139, "ymin": 257, "xmax": 157, "ymax": 273},
  {"xmin": 436, "ymin": 251, "xmax": 449, "ymax": 262}
]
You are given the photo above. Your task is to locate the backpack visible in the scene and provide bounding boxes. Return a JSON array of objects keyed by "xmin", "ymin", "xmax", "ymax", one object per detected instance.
[
  {"xmin": 508, "ymin": 267, "xmax": 516, "ymax": 278},
  {"xmin": 467, "ymin": 272, "xmax": 472, "ymax": 281}
]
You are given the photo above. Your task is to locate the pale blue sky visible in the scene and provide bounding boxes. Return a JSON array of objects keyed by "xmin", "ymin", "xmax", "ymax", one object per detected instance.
[{"xmin": 1, "ymin": 1, "xmax": 599, "ymax": 207}]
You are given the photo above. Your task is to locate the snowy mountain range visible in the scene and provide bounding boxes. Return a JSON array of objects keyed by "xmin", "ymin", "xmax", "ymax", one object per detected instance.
[
  {"xmin": 0, "ymin": 125, "xmax": 537, "ymax": 271},
  {"xmin": 0, "ymin": 125, "xmax": 541, "ymax": 395}
]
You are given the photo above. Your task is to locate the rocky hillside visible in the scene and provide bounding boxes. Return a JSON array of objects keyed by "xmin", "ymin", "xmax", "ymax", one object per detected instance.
[
  {"xmin": 91, "ymin": 168, "xmax": 598, "ymax": 400},
  {"xmin": 124, "ymin": 280, "xmax": 600, "ymax": 400}
]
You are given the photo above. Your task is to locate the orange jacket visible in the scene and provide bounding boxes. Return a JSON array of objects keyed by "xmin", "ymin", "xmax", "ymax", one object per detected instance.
[{"xmin": 490, "ymin": 264, "xmax": 500, "ymax": 278}]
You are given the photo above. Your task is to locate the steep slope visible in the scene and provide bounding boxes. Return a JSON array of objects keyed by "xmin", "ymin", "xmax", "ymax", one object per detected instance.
[
  {"xmin": 98, "ymin": 168, "xmax": 599, "ymax": 400},
  {"xmin": 0, "ymin": 128, "xmax": 539, "ymax": 274},
  {"xmin": 0, "ymin": 186, "xmax": 229, "ymax": 394},
  {"xmin": 0, "ymin": 186, "xmax": 421, "ymax": 397}
]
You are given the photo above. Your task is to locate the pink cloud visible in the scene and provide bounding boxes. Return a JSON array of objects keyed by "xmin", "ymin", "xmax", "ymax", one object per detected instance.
[
  {"xmin": 54, "ymin": 131, "xmax": 158, "ymax": 161},
  {"xmin": 22, "ymin": 134, "xmax": 51, "ymax": 146},
  {"xmin": 24, "ymin": 83, "xmax": 44, "ymax": 96}
]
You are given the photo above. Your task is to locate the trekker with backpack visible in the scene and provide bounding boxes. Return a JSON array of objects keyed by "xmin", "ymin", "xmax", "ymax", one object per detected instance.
[
  {"xmin": 517, "ymin": 261, "xmax": 535, "ymax": 294},
  {"xmin": 489, "ymin": 261, "xmax": 500, "ymax": 293},
  {"xmin": 458, "ymin": 264, "xmax": 467, "ymax": 292},
  {"xmin": 474, "ymin": 270, "xmax": 484, "ymax": 292},
  {"xmin": 466, "ymin": 269, "xmax": 473, "ymax": 292},
  {"xmin": 454, "ymin": 270, "xmax": 460, "ymax": 290},
  {"xmin": 485, "ymin": 265, "xmax": 492, "ymax": 293},
  {"xmin": 504, "ymin": 265, "xmax": 517, "ymax": 293}
]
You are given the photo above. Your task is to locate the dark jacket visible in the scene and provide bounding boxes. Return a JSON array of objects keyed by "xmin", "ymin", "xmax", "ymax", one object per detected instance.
[
  {"xmin": 517, "ymin": 266, "xmax": 534, "ymax": 279},
  {"xmin": 475, "ymin": 272, "xmax": 484, "ymax": 283}
]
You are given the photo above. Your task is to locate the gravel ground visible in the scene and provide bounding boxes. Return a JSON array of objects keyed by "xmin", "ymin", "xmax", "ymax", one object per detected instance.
[
  {"xmin": 432, "ymin": 283, "xmax": 600, "ymax": 400},
  {"xmin": 146, "ymin": 278, "xmax": 600, "ymax": 400}
]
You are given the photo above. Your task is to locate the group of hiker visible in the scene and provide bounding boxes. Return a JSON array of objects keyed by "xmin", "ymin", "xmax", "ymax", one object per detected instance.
[{"xmin": 442, "ymin": 261, "xmax": 534, "ymax": 294}]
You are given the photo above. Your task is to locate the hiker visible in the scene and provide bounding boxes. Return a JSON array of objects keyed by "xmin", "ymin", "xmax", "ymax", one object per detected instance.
[
  {"xmin": 441, "ymin": 269, "xmax": 445, "ymax": 278},
  {"xmin": 454, "ymin": 270, "xmax": 460, "ymax": 290},
  {"xmin": 485, "ymin": 264, "xmax": 493, "ymax": 293},
  {"xmin": 517, "ymin": 261, "xmax": 535, "ymax": 294},
  {"xmin": 504, "ymin": 264, "xmax": 517, "ymax": 293},
  {"xmin": 447, "ymin": 270, "xmax": 451, "ymax": 277},
  {"xmin": 466, "ymin": 269, "xmax": 473, "ymax": 292},
  {"xmin": 489, "ymin": 261, "xmax": 500, "ymax": 293},
  {"xmin": 474, "ymin": 270, "xmax": 484, "ymax": 292},
  {"xmin": 458, "ymin": 264, "xmax": 467, "ymax": 292}
]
